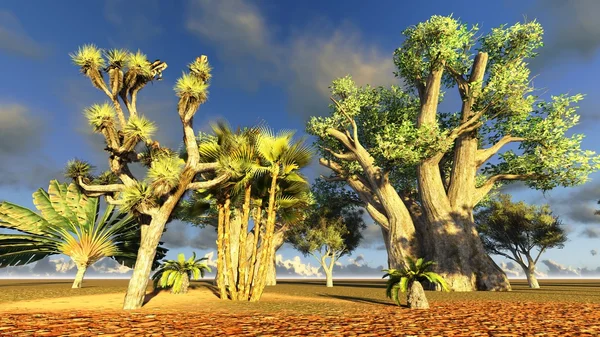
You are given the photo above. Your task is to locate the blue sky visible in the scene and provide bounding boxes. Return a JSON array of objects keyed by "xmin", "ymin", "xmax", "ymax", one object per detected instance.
[{"xmin": 1, "ymin": 0, "xmax": 600, "ymax": 280}]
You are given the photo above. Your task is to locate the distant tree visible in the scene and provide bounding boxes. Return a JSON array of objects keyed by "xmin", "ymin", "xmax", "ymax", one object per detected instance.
[
  {"xmin": 286, "ymin": 179, "xmax": 366, "ymax": 287},
  {"xmin": 474, "ymin": 194, "xmax": 567, "ymax": 288},
  {"xmin": 0, "ymin": 180, "xmax": 166, "ymax": 288},
  {"xmin": 151, "ymin": 252, "xmax": 211, "ymax": 294}
]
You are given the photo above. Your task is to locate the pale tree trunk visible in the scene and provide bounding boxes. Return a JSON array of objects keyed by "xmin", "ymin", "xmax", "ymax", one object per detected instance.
[
  {"xmin": 266, "ymin": 229, "xmax": 285, "ymax": 286},
  {"xmin": 325, "ymin": 269, "xmax": 333, "ymax": 287},
  {"xmin": 523, "ymin": 255, "xmax": 540, "ymax": 289},
  {"xmin": 71, "ymin": 264, "xmax": 87, "ymax": 289},
  {"xmin": 407, "ymin": 281, "xmax": 429, "ymax": 309},
  {"xmin": 122, "ymin": 212, "xmax": 170, "ymax": 309}
]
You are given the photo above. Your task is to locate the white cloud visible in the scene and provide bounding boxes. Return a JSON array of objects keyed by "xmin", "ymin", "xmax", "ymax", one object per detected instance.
[
  {"xmin": 541, "ymin": 259, "xmax": 582, "ymax": 277},
  {"xmin": 0, "ymin": 10, "xmax": 48, "ymax": 59},
  {"xmin": 276, "ymin": 254, "xmax": 323, "ymax": 277},
  {"xmin": 185, "ymin": 0, "xmax": 397, "ymax": 118}
]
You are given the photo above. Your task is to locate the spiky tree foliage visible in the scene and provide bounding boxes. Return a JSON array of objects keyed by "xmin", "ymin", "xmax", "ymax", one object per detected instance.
[
  {"xmin": 286, "ymin": 180, "xmax": 366, "ymax": 287},
  {"xmin": 0, "ymin": 180, "xmax": 166, "ymax": 288},
  {"xmin": 151, "ymin": 252, "xmax": 211, "ymax": 294},
  {"xmin": 474, "ymin": 194, "xmax": 567, "ymax": 288},
  {"xmin": 70, "ymin": 45, "xmax": 229, "ymax": 309},
  {"xmin": 383, "ymin": 257, "xmax": 449, "ymax": 309},
  {"xmin": 306, "ymin": 15, "xmax": 600, "ymax": 291}
]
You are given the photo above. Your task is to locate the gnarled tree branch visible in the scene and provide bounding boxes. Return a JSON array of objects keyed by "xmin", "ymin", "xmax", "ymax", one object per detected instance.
[
  {"xmin": 476, "ymin": 136, "xmax": 525, "ymax": 167},
  {"xmin": 77, "ymin": 176, "xmax": 126, "ymax": 193},
  {"xmin": 188, "ymin": 173, "xmax": 230, "ymax": 190}
]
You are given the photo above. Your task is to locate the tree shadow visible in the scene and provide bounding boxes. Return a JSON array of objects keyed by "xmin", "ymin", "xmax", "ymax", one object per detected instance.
[
  {"xmin": 278, "ymin": 281, "xmax": 386, "ymax": 289},
  {"xmin": 143, "ymin": 287, "xmax": 164, "ymax": 305},
  {"xmin": 317, "ymin": 293, "xmax": 404, "ymax": 307}
]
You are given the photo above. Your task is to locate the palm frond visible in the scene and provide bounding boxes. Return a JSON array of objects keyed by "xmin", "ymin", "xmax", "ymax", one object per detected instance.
[
  {"xmin": 120, "ymin": 182, "xmax": 157, "ymax": 213},
  {"xmin": 188, "ymin": 55, "xmax": 212, "ymax": 83},
  {"xmin": 0, "ymin": 234, "xmax": 60, "ymax": 267},
  {"xmin": 104, "ymin": 49, "xmax": 128, "ymax": 69},
  {"xmin": 0, "ymin": 202, "xmax": 49, "ymax": 235}
]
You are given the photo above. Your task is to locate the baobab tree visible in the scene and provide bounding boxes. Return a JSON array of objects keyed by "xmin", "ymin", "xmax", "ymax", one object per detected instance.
[
  {"xmin": 307, "ymin": 16, "xmax": 600, "ymax": 291},
  {"xmin": 69, "ymin": 45, "xmax": 228, "ymax": 309}
]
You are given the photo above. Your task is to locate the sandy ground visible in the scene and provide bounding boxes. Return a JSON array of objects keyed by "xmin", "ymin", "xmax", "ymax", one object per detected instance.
[{"xmin": 0, "ymin": 287, "xmax": 342, "ymax": 314}]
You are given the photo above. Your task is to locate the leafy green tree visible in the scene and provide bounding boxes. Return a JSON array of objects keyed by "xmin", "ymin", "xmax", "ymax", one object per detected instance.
[
  {"xmin": 474, "ymin": 194, "xmax": 567, "ymax": 288},
  {"xmin": 151, "ymin": 252, "xmax": 211, "ymax": 294},
  {"xmin": 0, "ymin": 180, "xmax": 165, "ymax": 288},
  {"xmin": 383, "ymin": 257, "xmax": 449, "ymax": 309},
  {"xmin": 286, "ymin": 178, "xmax": 366, "ymax": 287},
  {"xmin": 69, "ymin": 46, "xmax": 228, "ymax": 309},
  {"xmin": 307, "ymin": 15, "xmax": 600, "ymax": 291}
]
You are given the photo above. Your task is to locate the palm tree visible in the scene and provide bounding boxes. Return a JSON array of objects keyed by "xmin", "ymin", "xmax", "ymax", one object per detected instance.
[
  {"xmin": 382, "ymin": 257, "xmax": 449, "ymax": 309},
  {"xmin": 0, "ymin": 180, "xmax": 166, "ymax": 288},
  {"xmin": 250, "ymin": 127, "xmax": 312, "ymax": 301},
  {"xmin": 151, "ymin": 252, "xmax": 211, "ymax": 294}
]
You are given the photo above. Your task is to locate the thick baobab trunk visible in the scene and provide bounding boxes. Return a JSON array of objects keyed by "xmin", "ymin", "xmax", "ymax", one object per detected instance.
[
  {"xmin": 71, "ymin": 264, "xmax": 87, "ymax": 289},
  {"xmin": 123, "ymin": 213, "xmax": 170, "ymax": 309}
]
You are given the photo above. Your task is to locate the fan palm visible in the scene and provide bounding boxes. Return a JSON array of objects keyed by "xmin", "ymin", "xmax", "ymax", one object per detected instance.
[
  {"xmin": 151, "ymin": 252, "xmax": 211, "ymax": 294},
  {"xmin": 382, "ymin": 257, "xmax": 449, "ymax": 309},
  {"xmin": 0, "ymin": 180, "xmax": 165, "ymax": 288}
]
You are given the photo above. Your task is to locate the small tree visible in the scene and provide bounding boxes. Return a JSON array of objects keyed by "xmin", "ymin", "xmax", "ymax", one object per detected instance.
[
  {"xmin": 151, "ymin": 252, "xmax": 210, "ymax": 294},
  {"xmin": 0, "ymin": 180, "xmax": 166, "ymax": 288},
  {"xmin": 286, "ymin": 179, "xmax": 366, "ymax": 287},
  {"xmin": 383, "ymin": 257, "xmax": 448, "ymax": 309},
  {"xmin": 474, "ymin": 194, "xmax": 567, "ymax": 288}
]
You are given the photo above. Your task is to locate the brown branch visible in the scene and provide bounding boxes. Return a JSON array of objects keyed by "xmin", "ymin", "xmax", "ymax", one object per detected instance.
[
  {"xmin": 77, "ymin": 176, "xmax": 125, "ymax": 193},
  {"xmin": 326, "ymin": 128, "xmax": 356, "ymax": 151},
  {"xmin": 474, "ymin": 173, "xmax": 538, "ymax": 205},
  {"xmin": 330, "ymin": 97, "xmax": 359, "ymax": 147},
  {"xmin": 476, "ymin": 136, "xmax": 525, "ymax": 167},
  {"xmin": 187, "ymin": 173, "xmax": 230, "ymax": 190},
  {"xmin": 445, "ymin": 65, "xmax": 468, "ymax": 96},
  {"xmin": 322, "ymin": 147, "xmax": 357, "ymax": 161},
  {"xmin": 195, "ymin": 161, "xmax": 219, "ymax": 173},
  {"xmin": 105, "ymin": 194, "xmax": 124, "ymax": 205}
]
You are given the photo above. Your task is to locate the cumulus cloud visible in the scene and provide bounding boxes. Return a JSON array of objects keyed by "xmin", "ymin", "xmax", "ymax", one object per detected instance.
[
  {"xmin": 592, "ymin": 249, "xmax": 598, "ymax": 256},
  {"xmin": 531, "ymin": 0, "xmax": 600, "ymax": 68},
  {"xmin": 275, "ymin": 254, "xmax": 323, "ymax": 277},
  {"xmin": 357, "ymin": 222, "xmax": 385, "ymax": 251},
  {"xmin": 185, "ymin": 0, "xmax": 397, "ymax": 119},
  {"xmin": 581, "ymin": 227, "xmax": 600, "ymax": 238},
  {"xmin": 104, "ymin": 0, "xmax": 163, "ymax": 45},
  {"xmin": 0, "ymin": 103, "xmax": 42, "ymax": 155},
  {"xmin": 544, "ymin": 180, "xmax": 600, "ymax": 226},
  {"xmin": 160, "ymin": 221, "xmax": 217, "ymax": 251},
  {"xmin": 499, "ymin": 261, "xmax": 547, "ymax": 278},
  {"xmin": 0, "ymin": 10, "xmax": 48, "ymax": 59},
  {"xmin": 541, "ymin": 259, "xmax": 581, "ymax": 277}
]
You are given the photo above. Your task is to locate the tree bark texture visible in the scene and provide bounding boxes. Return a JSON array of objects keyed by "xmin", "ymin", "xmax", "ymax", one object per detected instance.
[{"xmin": 71, "ymin": 264, "xmax": 87, "ymax": 289}]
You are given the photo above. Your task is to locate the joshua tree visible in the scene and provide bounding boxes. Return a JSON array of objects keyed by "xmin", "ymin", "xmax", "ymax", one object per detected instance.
[
  {"xmin": 307, "ymin": 15, "xmax": 600, "ymax": 291},
  {"xmin": 286, "ymin": 178, "xmax": 366, "ymax": 287},
  {"xmin": 0, "ymin": 180, "xmax": 165, "ymax": 288},
  {"xmin": 151, "ymin": 252, "xmax": 211, "ymax": 294},
  {"xmin": 69, "ymin": 45, "xmax": 229, "ymax": 309},
  {"xmin": 475, "ymin": 194, "xmax": 567, "ymax": 288},
  {"xmin": 383, "ymin": 257, "xmax": 449, "ymax": 309}
]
